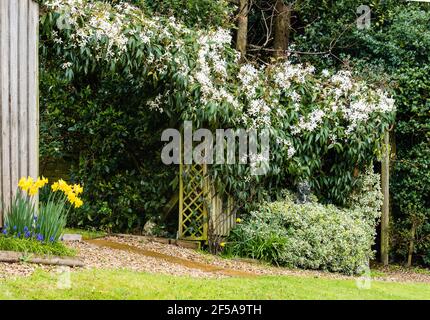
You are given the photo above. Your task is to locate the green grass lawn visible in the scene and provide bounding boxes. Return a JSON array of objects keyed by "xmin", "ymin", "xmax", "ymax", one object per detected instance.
[{"xmin": 0, "ymin": 268, "xmax": 429, "ymax": 300}]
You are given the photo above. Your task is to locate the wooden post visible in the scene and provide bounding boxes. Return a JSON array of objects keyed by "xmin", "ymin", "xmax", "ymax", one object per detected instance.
[{"xmin": 381, "ymin": 130, "xmax": 390, "ymax": 265}]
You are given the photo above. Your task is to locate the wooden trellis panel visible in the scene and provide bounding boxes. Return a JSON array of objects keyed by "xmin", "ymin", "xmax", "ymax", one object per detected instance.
[
  {"xmin": 179, "ymin": 163, "xmax": 208, "ymax": 241},
  {"xmin": 178, "ymin": 162, "xmax": 237, "ymax": 241},
  {"xmin": 0, "ymin": 0, "xmax": 39, "ymax": 227}
]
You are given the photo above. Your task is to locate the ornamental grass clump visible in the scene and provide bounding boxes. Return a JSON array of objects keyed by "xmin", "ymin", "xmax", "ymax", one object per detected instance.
[{"xmin": 2, "ymin": 176, "xmax": 84, "ymax": 244}]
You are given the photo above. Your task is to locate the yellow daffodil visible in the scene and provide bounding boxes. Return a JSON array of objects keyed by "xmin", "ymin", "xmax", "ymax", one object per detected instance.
[
  {"xmin": 74, "ymin": 198, "xmax": 83, "ymax": 208},
  {"xmin": 51, "ymin": 182, "xmax": 59, "ymax": 192},
  {"xmin": 34, "ymin": 176, "xmax": 49, "ymax": 189},
  {"xmin": 18, "ymin": 177, "xmax": 86, "ymax": 209},
  {"xmin": 236, "ymin": 218, "xmax": 242, "ymax": 223},
  {"xmin": 68, "ymin": 193, "xmax": 84, "ymax": 208},
  {"xmin": 18, "ymin": 176, "xmax": 34, "ymax": 193},
  {"xmin": 28, "ymin": 185, "xmax": 39, "ymax": 196},
  {"xmin": 18, "ymin": 176, "xmax": 48, "ymax": 196},
  {"xmin": 57, "ymin": 179, "xmax": 72, "ymax": 193},
  {"xmin": 73, "ymin": 184, "xmax": 83, "ymax": 195},
  {"xmin": 18, "ymin": 177, "xmax": 27, "ymax": 188},
  {"xmin": 67, "ymin": 191, "xmax": 77, "ymax": 203},
  {"xmin": 220, "ymin": 242, "xmax": 226, "ymax": 247},
  {"xmin": 18, "ymin": 177, "xmax": 28, "ymax": 191},
  {"xmin": 50, "ymin": 179, "xmax": 84, "ymax": 208}
]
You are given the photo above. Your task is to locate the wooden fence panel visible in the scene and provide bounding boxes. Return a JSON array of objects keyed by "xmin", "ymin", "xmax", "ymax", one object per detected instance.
[{"xmin": 0, "ymin": 0, "xmax": 39, "ymax": 227}]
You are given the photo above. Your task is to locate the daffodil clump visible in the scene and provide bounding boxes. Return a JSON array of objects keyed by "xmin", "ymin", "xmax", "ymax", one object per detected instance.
[
  {"xmin": 18, "ymin": 176, "xmax": 84, "ymax": 209},
  {"xmin": 3, "ymin": 176, "xmax": 84, "ymax": 244},
  {"xmin": 52, "ymin": 179, "xmax": 84, "ymax": 208}
]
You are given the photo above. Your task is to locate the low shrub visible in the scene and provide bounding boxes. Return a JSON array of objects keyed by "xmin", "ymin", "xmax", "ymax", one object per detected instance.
[{"xmin": 227, "ymin": 170, "xmax": 383, "ymax": 275}]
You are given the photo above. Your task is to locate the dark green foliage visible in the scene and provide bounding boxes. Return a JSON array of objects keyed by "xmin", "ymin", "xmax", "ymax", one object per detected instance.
[
  {"xmin": 39, "ymin": 68, "xmax": 176, "ymax": 232},
  {"xmin": 358, "ymin": 8, "xmax": 430, "ymax": 266},
  {"xmin": 143, "ymin": 0, "xmax": 234, "ymax": 29},
  {"xmin": 293, "ymin": 2, "xmax": 430, "ymax": 265},
  {"xmin": 39, "ymin": 9, "xmax": 178, "ymax": 232}
]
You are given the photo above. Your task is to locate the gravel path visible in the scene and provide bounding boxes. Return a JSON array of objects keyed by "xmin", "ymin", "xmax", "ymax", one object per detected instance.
[
  {"xmin": 68, "ymin": 240, "xmax": 221, "ymax": 278},
  {"xmin": 103, "ymin": 235, "xmax": 354, "ymax": 280},
  {"xmin": 1, "ymin": 234, "xmax": 430, "ymax": 284},
  {"xmin": 80, "ymin": 235, "xmax": 430, "ymax": 283}
]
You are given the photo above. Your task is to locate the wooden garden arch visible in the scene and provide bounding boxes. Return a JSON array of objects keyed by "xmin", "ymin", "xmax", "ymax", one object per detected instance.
[{"xmin": 0, "ymin": 0, "xmax": 39, "ymax": 227}]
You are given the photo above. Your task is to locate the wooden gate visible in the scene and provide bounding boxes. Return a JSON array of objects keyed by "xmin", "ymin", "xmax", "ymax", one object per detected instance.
[{"xmin": 0, "ymin": 0, "xmax": 39, "ymax": 226}]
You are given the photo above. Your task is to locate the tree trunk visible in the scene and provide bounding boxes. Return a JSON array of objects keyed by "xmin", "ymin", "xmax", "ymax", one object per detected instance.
[
  {"xmin": 407, "ymin": 221, "xmax": 417, "ymax": 267},
  {"xmin": 381, "ymin": 130, "xmax": 390, "ymax": 265},
  {"xmin": 273, "ymin": 1, "xmax": 292, "ymax": 58},
  {"xmin": 236, "ymin": 0, "xmax": 248, "ymax": 60}
]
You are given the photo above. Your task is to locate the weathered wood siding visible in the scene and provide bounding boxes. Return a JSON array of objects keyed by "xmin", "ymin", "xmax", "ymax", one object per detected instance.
[
  {"xmin": 0, "ymin": 0, "xmax": 39, "ymax": 227},
  {"xmin": 208, "ymin": 190, "xmax": 236, "ymax": 237}
]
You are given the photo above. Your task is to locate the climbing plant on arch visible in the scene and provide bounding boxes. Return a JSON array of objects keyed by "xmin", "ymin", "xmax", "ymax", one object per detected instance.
[{"xmin": 38, "ymin": 0, "xmax": 395, "ymax": 234}]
